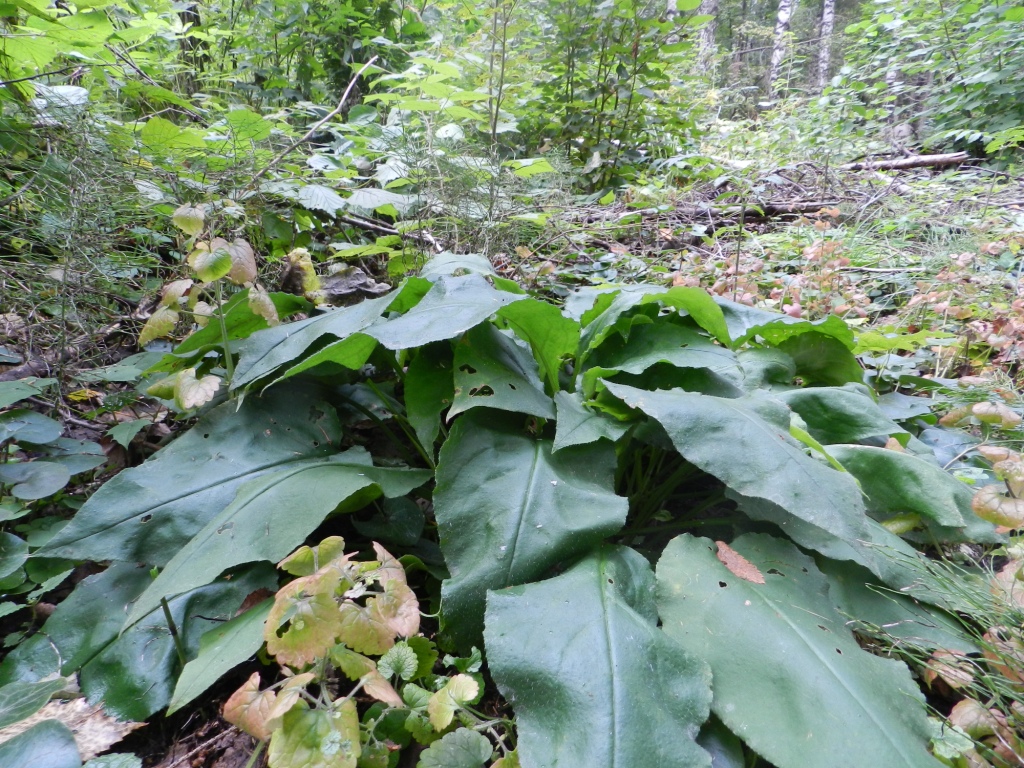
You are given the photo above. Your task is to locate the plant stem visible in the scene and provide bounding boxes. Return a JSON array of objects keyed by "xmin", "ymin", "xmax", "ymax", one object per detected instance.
[
  {"xmin": 160, "ymin": 597, "xmax": 188, "ymax": 669},
  {"xmin": 243, "ymin": 740, "xmax": 265, "ymax": 768},
  {"xmin": 215, "ymin": 281, "xmax": 235, "ymax": 383}
]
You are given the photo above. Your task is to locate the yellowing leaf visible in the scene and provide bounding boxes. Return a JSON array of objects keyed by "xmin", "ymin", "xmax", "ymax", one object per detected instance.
[
  {"xmin": 188, "ymin": 239, "xmax": 233, "ymax": 283},
  {"xmin": 971, "ymin": 485, "xmax": 1024, "ymax": 528},
  {"xmin": 972, "ymin": 402, "xmax": 1022, "ymax": 429},
  {"xmin": 139, "ymin": 306, "xmax": 178, "ymax": 346},
  {"xmin": 280, "ymin": 537, "xmax": 348, "ymax": 577},
  {"xmin": 223, "ymin": 672, "xmax": 277, "ymax": 741},
  {"xmin": 266, "ymin": 574, "xmax": 344, "ymax": 668},
  {"xmin": 427, "ymin": 674, "xmax": 478, "ymax": 731},
  {"xmin": 265, "ymin": 672, "xmax": 317, "ymax": 733},
  {"xmin": 267, "ymin": 700, "xmax": 360, "ymax": 768},
  {"xmin": 160, "ymin": 279, "xmax": 194, "ymax": 308},
  {"xmin": 249, "ymin": 285, "xmax": 280, "ymax": 327},
  {"xmin": 337, "ymin": 599, "xmax": 396, "ymax": 656},
  {"xmin": 173, "ymin": 368, "xmax": 222, "ymax": 411},
  {"xmin": 939, "ymin": 406, "xmax": 971, "ymax": 427},
  {"xmin": 67, "ymin": 388, "xmax": 102, "ymax": 403},
  {"xmin": 715, "ymin": 540, "xmax": 765, "ymax": 584},
  {"xmin": 922, "ymin": 650, "xmax": 975, "ymax": 690},
  {"xmin": 191, "ymin": 300, "xmax": 214, "ymax": 328},
  {"xmin": 948, "ymin": 699, "xmax": 1000, "ymax": 740},
  {"xmin": 145, "ymin": 374, "xmax": 177, "ymax": 400},
  {"xmin": 172, "ymin": 203, "xmax": 205, "ymax": 236},
  {"xmin": 329, "ymin": 646, "xmax": 404, "ymax": 708},
  {"xmin": 978, "ymin": 445, "xmax": 1020, "ymax": 464},
  {"xmin": 226, "ymin": 238, "xmax": 257, "ymax": 285}
]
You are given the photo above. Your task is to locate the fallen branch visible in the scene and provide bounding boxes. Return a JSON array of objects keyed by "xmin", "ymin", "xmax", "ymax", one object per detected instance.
[{"xmin": 838, "ymin": 152, "xmax": 969, "ymax": 171}]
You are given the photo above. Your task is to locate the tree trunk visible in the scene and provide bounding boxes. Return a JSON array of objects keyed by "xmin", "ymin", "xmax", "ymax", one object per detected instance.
[
  {"xmin": 698, "ymin": 0, "xmax": 720, "ymax": 74},
  {"xmin": 815, "ymin": 0, "xmax": 835, "ymax": 92},
  {"xmin": 768, "ymin": 0, "xmax": 797, "ymax": 96}
]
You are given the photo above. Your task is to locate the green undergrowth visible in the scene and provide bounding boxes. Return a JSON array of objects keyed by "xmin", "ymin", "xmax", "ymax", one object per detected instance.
[{"xmin": 3, "ymin": 244, "xmax": 1024, "ymax": 767}]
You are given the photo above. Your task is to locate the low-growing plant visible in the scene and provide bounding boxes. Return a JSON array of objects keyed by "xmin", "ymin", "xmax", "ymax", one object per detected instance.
[{"xmin": 2, "ymin": 252, "xmax": 1013, "ymax": 766}]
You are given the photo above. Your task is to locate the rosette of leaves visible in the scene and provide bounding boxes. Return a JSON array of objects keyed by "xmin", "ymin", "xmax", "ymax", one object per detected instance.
[{"xmin": 25, "ymin": 259, "xmax": 997, "ymax": 767}]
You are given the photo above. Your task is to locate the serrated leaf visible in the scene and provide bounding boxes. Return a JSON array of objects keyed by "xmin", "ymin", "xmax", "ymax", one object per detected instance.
[
  {"xmin": 378, "ymin": 642, "xmax": 419, "ymax": 681},
  {"xmin": 265, "ymin": 673, "xmax": 316, "ymax": 732},
  {"xmin": 485, "ymin": 546, "xmax": 712, "ymax": 768},
  {"xmin": 329, "ymin": 646, "xmax": 403, "ymax": 707},
  {"xmin": 173, "ymin": 368, "xmax": 221, "ymax": 411},
  {"xmin": 656, "ymin": 534, "xmax": 941, "ymax": 768},
  {"xmin": 435, "ymin": 412, "xmax": 627, "ymax": 649},
  {"xmin": 171, "ymin": 204, "xmax": 205, "ymax": 236},
  {"xmin": 188, "ymin": 239, "xmax": 233, "ymax": 283},
  {"xmin": 427, "ymin": 674, "xmax": 478, "ymax": 731},
  {"xmin": 39, "ymin": 388, "xmax": 343, "ymax": 566},
  {"xmin": 281, "ymin": 537, "xmax": 348, "ymax": 577},
  {"xmin": 417, "ymin": 728, "xmax": 491, "ymax": 768},
  {"xmin": 169, "ymin": 599, "xmax": 273, "ymax": 714},
  {"xmin": 223, "ymin": 672, "xmax": 277, "ymax": 741},
  {"xmin": 226, "ymin": 109, "xmax": 272, "ymax": 142},
  {"xmin": 266, "ymin": 573, "xmax": 345, "ymax": 668},
  {"xmin": 138, "ymin": 306, "xmax": 179, "ymax": 346},
  {"xmin": 267, "ymin": 701, "xmax": 360, "ymax": 768},
  {"xmin": 336, "ymin": 576, "xmax": 419, "ymax": 655}
]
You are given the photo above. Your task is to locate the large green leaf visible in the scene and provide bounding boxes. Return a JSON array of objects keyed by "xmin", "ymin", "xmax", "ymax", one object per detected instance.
[
  {"xmin": 367, "ymin": 274, "xmax": 524, "ymax": 350},
  {"xmin": 168, "ymin": 598, "xmax": 273, "ymax": 714},
  {"xmin": 0, "ymin": 720, "xmax": 81, "ymax": 768},
  {"xmin": 827, "ymin": 445, "xmax": 969, "ymax": 527},
  {"xmin": 604, "ymin": 382, "xmax": 867, "ymax": 539},
  {"xmin": 644, "ymin": 287, "xmax": 731, "ymax": 346},
  {"xmin": 232, "ymin": 292, "xmax": 395, "ymax": 388},
  {"xmin": 0, "ymin": 561, "xmax": 275, "ymax": 720},
  {"xmin": 551, "ymin": 391, "xmax": 629, "ymax": 452},
  {"xmin": 449, "ymin": 323, "xmax": 555, "ymax": 420},
  {"xmin": 582, "ymin": 322, "xmax": 740, "ymax": 395},
  {"xmin": 657, "ymin": 534, "xmax": 941, "ymax": 768},
  {"xmin": 775, "ymin": 331, "xmax": 863, "ymax": 386},
  {"xmin": 817, "ymin": 559, "xmax": 975, "ymax": 652},
  {"xmin": 124, "ymin": 448, "xmax": 430, "ymax": 628},
  {"xmin": 485, "ymin": 546, "xmax": 712, "ymax": 768},
  {"xmin": 775, "ymin": 386, "xmax": 907, "ymax": 445},
  {"xmin": 38, "ymin": 387, "xmax": 342, "ymax": 566},
  {"xmin": 435, "ymin": 412, "xmax": 627, "ymax": 649},
  {"xmin": 404, "ymin": 342, "xmax": 454, "ymax": 453},
  {"xmin": 497, "ymin": 298, "xmax": 579, "ymax": 394},
  {"xmin": 718, "ymin": 302, "xmax": 854, "ymax": 350}
]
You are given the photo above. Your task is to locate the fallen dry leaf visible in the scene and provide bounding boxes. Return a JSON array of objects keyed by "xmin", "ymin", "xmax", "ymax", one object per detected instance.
[
  {"xmin": 715, "ymin": 541, "xmax": 765, "ymax": 584},
  {"xmin": 0, "ymin": 698, "xmax": 144, "ymax": 760}
]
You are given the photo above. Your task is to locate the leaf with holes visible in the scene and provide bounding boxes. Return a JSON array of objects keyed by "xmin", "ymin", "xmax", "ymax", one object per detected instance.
[{"xmin": 657, "ymin": 533, "xmax": 941, "ymax": 768}]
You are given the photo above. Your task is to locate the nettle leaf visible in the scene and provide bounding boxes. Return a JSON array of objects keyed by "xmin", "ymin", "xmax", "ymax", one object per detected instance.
[
  {"xmin": 171, "ymin": 203, "xmax": 205, "ymax": 236},
  {"xmin": 266, "ymin": 572, "xmax": 346, "ymax": 668},
  {"xmin": 775, "ymin": 386, "xmax": 908, "ymax": 445},
  {"xmin": 435, "ymin": 412, "xmax": 628, "ymax": 649},
  {"xmin": 418, "ymin": 728, "xmax": 492, "ymax": 768},
  {"xmin": 551, "ymin": 390, "xmax": 629, "ymax": 452},
  {"xmin": 449, "ymin": 323, "xmax": 555, "ymax": 420},
  {"xmin": 427, "ymin": 673, "xmax": 478, "ymax": 731},
  {"xmin": 367, "ymin": 274, "xmax": 524, "ymax": 351},
  {"xmin": 168, "ymin": 598, "xmax": 273, "ymax": 714},
  {"xmin": 827, "ymin": 445, "xmax": 970, "ymax": 528},
  {"xmin": 405, "ymin": 342, "xmax": 455, "ymax": 452},
  {"xmin": 267, "ymin": 701, "xmax": 361, "ymax": 768},
  {"xmin": 223, "ymin": 671, "xmax": 277, "ymax": 741},
  {"xmin": 138, "ymin": 306, "xmax": 179, "ymax": 346},
  {"xmin": 124, "ymin": 448, "xmax": 429, "ymax": 628},
  {"xmin": 378, "ymin": 642, "xmax": 418, "ymax": 681},
  {"xmin": 485, "ymin": 546, "xmax": 712, "ymax": 768},
  {"xmin": 604, "ymin": 382, "xmax": 868, "ymax": 541},
  {"xmin": 497, "ymin": 299, "xmax": 580, "ymax": 393},
  {"xmin": 39, "ymin": 388, "xmax": 342, "ymax": 566},
  {"xmin": 187, "ymin": 239, "xmax": 233, "ymax": 283},
  {"xmin": 172, "ymin": 367, "xmax": 221, "ymax": 411},
  {"xmin": 657, "ymin": 534, "xmax": 940, "ymax": 768}
]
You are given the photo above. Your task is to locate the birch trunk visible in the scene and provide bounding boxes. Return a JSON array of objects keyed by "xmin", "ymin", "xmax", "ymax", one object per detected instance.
[
  {"xmin": 768, "ymin": 0, "xmax": 797, "ymax": 96},
  {"xmin": 815, "ymin": 0, "xmax": 835, "ymax": 92},
  {"xmin": 697, "ymin": 0, "xmax": 720, "ymax": 74}
]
